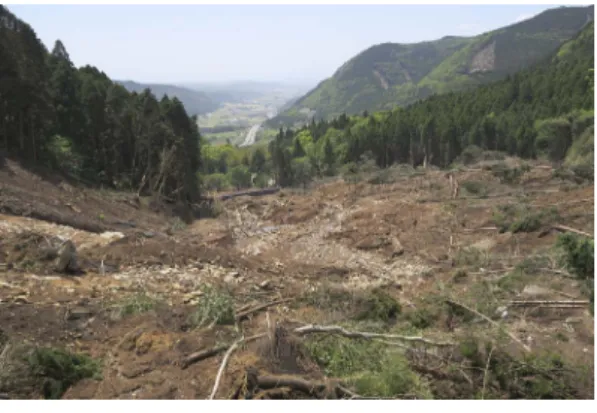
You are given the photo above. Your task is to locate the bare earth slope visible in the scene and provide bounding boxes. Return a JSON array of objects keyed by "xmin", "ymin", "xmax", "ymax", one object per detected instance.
[{"xmin": 0, "ymin": 157, "xmax": 593, "ymax": 399}]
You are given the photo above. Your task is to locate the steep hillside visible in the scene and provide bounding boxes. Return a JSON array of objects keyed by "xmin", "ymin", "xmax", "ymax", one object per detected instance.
[
  {"xmin": 117, "ymin": 80, "xmax": 220, "ymax": 115},
  {"xmin": 270, "ymin": 5, "xmax": 594, "ymax": 126}
]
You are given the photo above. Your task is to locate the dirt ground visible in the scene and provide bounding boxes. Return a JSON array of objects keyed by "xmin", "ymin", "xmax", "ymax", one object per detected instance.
[{"xmin": 0, "ymin": 157, "xmax": 594, "ymax": 399}]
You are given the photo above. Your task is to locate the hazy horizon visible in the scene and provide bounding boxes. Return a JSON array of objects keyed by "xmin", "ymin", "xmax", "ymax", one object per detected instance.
[{"xmin": 8, "ymin": 4, "xmax": 565, "ymax": 85}]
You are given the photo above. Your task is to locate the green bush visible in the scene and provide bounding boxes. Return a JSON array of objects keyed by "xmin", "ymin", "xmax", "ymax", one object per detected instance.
[
  {"xmin": 26, "ymin": 347, "xmax": 102, "ymax": 399},
  {"xmin": 354, "ymin": 289, "xmax": 401, "ymax": 323},
  {"xmin": 557, "ymin": 233, "xmax": 594, "ymax": 312}
]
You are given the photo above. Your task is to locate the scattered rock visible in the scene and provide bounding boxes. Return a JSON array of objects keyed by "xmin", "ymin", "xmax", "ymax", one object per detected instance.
[{"xmin": 259, "ymin": 280, "xmax": 272, "ymax": 290}]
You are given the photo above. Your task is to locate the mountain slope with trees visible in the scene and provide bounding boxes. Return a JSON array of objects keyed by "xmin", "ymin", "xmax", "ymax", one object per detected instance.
[
  {"xmin": 261, "ymin": 21, "xmax": 594, "ymax": 187},
  {"xmin": 0, "ymin": 5, "xmax": 201, "ymax": 204},
  {"xmin": 269, "ymin": 5, "xmax": 594, "ymax": 126}
]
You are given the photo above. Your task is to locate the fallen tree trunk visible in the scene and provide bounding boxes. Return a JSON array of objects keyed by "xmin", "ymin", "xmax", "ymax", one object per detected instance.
[
  {"xmin": 219, "ymin": 187, "xmax": 281, "ymax": 201},
  {"xmin": 293, "ymin": 324, "xmax": 454, "ymax": 347},
  {"xmin": 552, "ymin": 224, "xmax": 593, "ymax": 238}
]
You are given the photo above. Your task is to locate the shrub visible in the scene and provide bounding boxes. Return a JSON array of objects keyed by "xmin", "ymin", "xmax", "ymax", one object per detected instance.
[
  {"xmin": 189, "ymin": 285, "xmax": 235, "ymax": 327},
  {"xmin": 26, "ymin": 347, "xmax": 102, "ymax": 399}
]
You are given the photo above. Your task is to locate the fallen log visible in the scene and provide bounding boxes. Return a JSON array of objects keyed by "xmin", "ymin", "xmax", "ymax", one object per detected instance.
[
  {"xmin": 219, "ymin": 187, "xmax": 281, "ymax": 201},
  {"xmin": 180, "ymin": 344, "xmax": 229, "ymax": 370},
  {"xmin": 293, "ymin": 324, "xmax": 454, "ymax": 347},
  {"xmin": 552, "ymin": 224, "xmax": 593, "ymax": 238}
]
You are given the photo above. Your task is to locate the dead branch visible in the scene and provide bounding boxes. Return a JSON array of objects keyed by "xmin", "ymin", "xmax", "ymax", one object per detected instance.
[
  {"xmin": 552, "ymin": 224, "xmax": 593, "ymax": 238},
  {"xmin": 180, "ymin": 344, "xmax": 229, "ymax": 369},
  {"xmin": 293, "ymin": 324, "xmax": 454, "ymax": 347},
  {"xmin": 235, "ymin": 298, "xmax": 293, "ymax": 321},
  {"xmin": 208, "ymin": 333, "xmax": 266, "ymax": 399},
  {"xmin": 445, "ymin": 300, "xmax": 531, "ymax": 353}
]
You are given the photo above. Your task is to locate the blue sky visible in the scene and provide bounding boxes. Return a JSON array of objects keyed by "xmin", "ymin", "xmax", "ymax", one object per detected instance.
[{"xmin": 8, "ymin": 4, "xmax": 565, "ymax": 85}]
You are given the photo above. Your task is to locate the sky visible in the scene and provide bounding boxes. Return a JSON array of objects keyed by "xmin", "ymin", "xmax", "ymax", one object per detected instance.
[{"xmin": 7, "ymin": 4, "xmax": 567, "ymax": 85}]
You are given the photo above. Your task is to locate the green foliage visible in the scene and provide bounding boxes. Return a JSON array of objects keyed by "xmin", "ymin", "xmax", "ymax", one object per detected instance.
[
  {"xmin": 492, "ymin": 204, "xmax": 560, "ymax": 233},
  {"xmin": 291, "ymin": 156, "xmax": 314, "ymax": 188},
  {"xmin": 305, "ymin": 335, "xmax": 432, "ymax": 398},
  {"xmin": 203, "ymin": 173, "xmax": 230, "ymax": 192},
  {"xmin": 557, "ymin": 233, "xmax": 594, "ymax": 310},
  {"xmin": 227, "ymin": 165, "xmax": 252, "ymax": 189},
  {"xmin": 26, "ymin": 347, "xmax": 102, "ymax": 399},
  {"xmin": 189, "ymin": 285, "xmax": 235, "ymax": 328},
  {"xmin": 535, "ymin": 117, "xmax": 573, "ymax": 162},
  {"xmin": 353, "ymin": 353, "xmax": 433, "ymax": 399},
  {"xmin": 115, "ymin": 293, "xmax": 159, "ymax": 318},
  {"xmin": 354, "ymin": 289, "xmax": 401, "ymax": 323}
]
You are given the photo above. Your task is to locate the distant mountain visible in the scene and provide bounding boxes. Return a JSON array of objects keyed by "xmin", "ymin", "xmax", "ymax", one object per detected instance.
[
  {"xmin": 181, "ymin": 80, "xmax": 314, "ymax": 105},
  {"xmin": 117, "ymin": 80, "xmax": 220, "ymax": 115},
  {"xmin": 269, "ymin": 5, "xmax": 594, "ymax": 126}
]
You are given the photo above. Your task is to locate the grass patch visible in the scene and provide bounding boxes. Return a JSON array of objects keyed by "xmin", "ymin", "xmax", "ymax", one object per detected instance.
[
  {"xmin": 188, "ymin": 285, "xmax": 235, "ymax": 328},
  {"xmin": 114, "ymin": 293, "xmax": 160, "ymax": 319}
]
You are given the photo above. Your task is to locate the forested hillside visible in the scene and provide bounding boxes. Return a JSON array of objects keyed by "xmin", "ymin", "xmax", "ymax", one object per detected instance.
[
  {"xmin": 259, "ymin": 21, "xmax": 594, "ymax": 187},
  {"xmin": 270, "ymin": 5, "xmax": 593, "ymax": 126},
  {"xmin": 0, "ymin": 5, "xmax": 201, "ymax": 203}
]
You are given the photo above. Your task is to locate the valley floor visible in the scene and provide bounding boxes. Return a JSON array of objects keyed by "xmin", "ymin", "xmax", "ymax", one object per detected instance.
[{"xmin": 0, "ymin": 157, "xmax": 594, "ymax": 399}]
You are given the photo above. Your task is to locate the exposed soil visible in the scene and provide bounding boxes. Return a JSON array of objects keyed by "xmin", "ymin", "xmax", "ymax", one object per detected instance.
[{"xmin": 0, "ymin": 157, "xmax": 594, "ymax": 399}]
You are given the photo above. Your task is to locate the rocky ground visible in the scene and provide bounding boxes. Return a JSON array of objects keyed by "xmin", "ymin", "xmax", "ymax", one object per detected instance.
[{"xmin": 0, "ymin": 157, "xmax": 594, "ymax": 400}]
